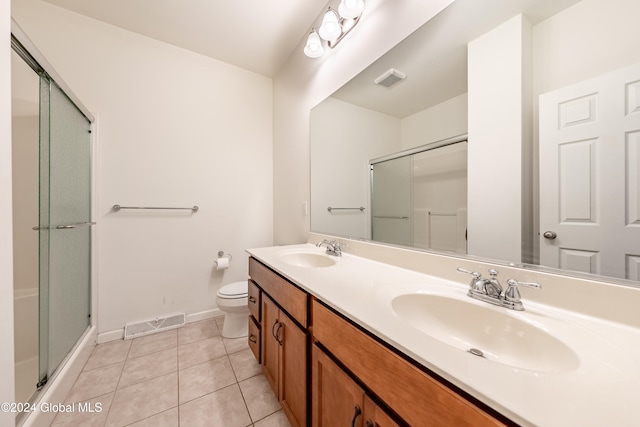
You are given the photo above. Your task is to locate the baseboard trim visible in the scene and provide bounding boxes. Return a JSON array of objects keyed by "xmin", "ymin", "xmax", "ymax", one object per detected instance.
[{"xmin": 97, "ymin": 308, "xmax": 223, "ymax": 344}]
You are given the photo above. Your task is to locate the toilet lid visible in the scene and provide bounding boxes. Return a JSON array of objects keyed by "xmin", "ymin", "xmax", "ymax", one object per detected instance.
[{"xmin": 218, "ymin": 281, "xmax": 248, "ymax": 298}]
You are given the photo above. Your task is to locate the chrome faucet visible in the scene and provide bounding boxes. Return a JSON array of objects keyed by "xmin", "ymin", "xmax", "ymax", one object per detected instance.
[
  {"xmin": 484, "ymin": 269, "xmax": 502, "ymax": 298},
  {"xmin": 456, "ymin": 268, "xmax": 540, "ymax": 311},
  {"xmin": 316, "ymin": 239, "xmax": 342, "ymax": 257}
]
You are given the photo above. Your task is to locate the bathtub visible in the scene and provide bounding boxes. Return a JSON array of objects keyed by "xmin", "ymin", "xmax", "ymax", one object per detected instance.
[{"xmin": 13, "ymin": 287, "xmax": 38, "ymax": 404}]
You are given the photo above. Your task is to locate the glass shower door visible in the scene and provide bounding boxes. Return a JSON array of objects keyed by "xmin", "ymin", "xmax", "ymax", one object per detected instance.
[
  {"xmin": 371, "ymin": 156, "xmax": 413, "ymax": 246},
  {"xmin": 38, "ymin": 77, "xmax": 92, "ymax": 385}
]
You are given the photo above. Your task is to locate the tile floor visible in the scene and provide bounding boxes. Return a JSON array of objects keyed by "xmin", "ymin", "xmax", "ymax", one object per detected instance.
[{"xmin": 50, "ymin": 317, "xmax": 292, "ymax": 427}]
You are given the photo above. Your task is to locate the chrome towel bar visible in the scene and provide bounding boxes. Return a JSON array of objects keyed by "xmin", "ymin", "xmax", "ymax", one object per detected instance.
[
  {"xmin": 113, "ymin": 205, "xmax": 199, "ymax": 212},
  {"xmin": 327, "ymin": 206, "xmax": 365, "ymax": 212}
]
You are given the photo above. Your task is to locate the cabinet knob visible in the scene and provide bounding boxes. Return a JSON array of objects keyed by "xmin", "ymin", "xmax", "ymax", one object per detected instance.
[
  {"xmin": 249, "ymin": 335, "xmax": 257, "ymax": 343},
  {"xmin": 249, "ymin": 296, "xmax": 257, "ymax": 303}
]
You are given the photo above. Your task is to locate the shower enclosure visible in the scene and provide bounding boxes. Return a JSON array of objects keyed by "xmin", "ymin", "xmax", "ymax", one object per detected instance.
[
  {"xmin": 11, "ymin": 26, "xmax": 94, "ymax": 408},
  {"xmin": 371, "ymin": 135, "xmax": 468, "ymax": 252}
]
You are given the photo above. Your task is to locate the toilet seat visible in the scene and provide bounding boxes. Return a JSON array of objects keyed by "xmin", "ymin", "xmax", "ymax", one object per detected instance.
[{"xmin": 217, "ymin": 281, "xmax": 248, "ymax": 299}]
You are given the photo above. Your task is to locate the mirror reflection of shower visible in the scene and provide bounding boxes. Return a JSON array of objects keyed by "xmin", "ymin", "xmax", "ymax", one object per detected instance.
[{"xmin": 371, "ymin": 136, "xmax": 467, "ymax": 252}]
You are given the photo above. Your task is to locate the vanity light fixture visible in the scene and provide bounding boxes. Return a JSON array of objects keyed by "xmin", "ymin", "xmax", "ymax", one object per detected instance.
[
  {"xmin": 303, "ymin": 30, "xmax": 324, "ymax": 58},
  {"xmin": 304, "ymin": 0, "xmax": 365, "ymax": 58}
]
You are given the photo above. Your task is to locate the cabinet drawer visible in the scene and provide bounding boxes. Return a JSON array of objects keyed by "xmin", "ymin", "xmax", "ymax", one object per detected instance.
[
  {"xmin": 249, "ymin": 257, "xmax": 308, "ymax": 327},
  {"xmin": 248, "ymin": 315, "xmax": 261, "ymax": 363},
  {"xmin": 248, "ymin": 279, "xmax": 261, "ymax": 321},
  {"xmin": 312, "ymin": 299, "xmax": 508, "ymax": 427}
]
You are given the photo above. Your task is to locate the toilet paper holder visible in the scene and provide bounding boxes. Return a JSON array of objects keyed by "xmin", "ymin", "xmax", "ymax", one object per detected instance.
[{"xmin": 215, "ymin": 251, "xmax": 232, "ymax": 266}]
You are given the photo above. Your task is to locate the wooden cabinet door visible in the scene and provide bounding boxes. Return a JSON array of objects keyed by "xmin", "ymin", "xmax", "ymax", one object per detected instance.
[
  {"xmin": 280, "ymin": 310, "xmax": 308, "ymax": 427},
  {"xmin": 262, "ymin": 294, "xmax": 279, "ymax": 394},
  {"xmin": 364, "ymin": 396, "xmax": 400, "ymax": 427},
  {"xmin": 312, "ymin": 344, "xmax": 365, "ymax": 427}
]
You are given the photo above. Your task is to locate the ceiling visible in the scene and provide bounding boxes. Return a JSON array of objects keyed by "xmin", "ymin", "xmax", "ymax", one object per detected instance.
[
  {"xmin": 41, "ymin": 0, "xmax": 331, "ymax": 77},
  {"xmin": 330, "ymin": 0, "xmax": 580, "ymax": 118}
]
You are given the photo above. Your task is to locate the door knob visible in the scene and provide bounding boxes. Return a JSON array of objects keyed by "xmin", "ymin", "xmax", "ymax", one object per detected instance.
[{"xmin": 543, "ymin": 231, "xmax": 557, "ymax": 240}]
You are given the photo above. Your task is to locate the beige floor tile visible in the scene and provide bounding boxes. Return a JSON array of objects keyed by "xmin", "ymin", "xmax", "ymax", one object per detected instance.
[
  {"xmin": 126, "ymin": 407, "xmax": 179, "ymax": 427},
  {"xmin": 128, "ymin": 330, "xmax": 177, "ymax": 359},
  {"xmin": 118, "ymin": 347, "xmax": 177, "ymax": 388},
  {"xmin": 51, "ymin": 392, "xmax": 114, "ymax": 427},
  {"xmin": 105, "ymin": 372, "xmax": 178, "ymax": 427},
  {"xmin": 84, "ymin": 340, "xmax": 131, "ymax": 372},
  {"xmin": 178, "ymin": 319, "xmax": 220, "ymax": 346},
  {"xmin": 66, "ymin": 362, "xmax": 124, "ymax": 403},
  {"xmin": 239, "ymin": 374, "xmax": 280, "ymax": 422},
  {"xmin": 254, "ymin": 410, "xmax": 292, "ymax": 427},
  {"xmin": 229, "ymin": 348, "xmax": 262, "ymax": 382},
  {"xmin": 223, "ymin": 336, "xmax": 250, "ymax": 355},
  {"xmin": 214, "ymin": 315, "xmax": 224, "ymax": 330},
  {"xmin": 179, "ymin": 384, "xmax": 252, "ymax": 427},
  {"xmin": 178, "ymin": 336, "xmax": 226, "ymax": 370},
  {"xmin": 178, "ymin": 356, "xmax": 237, "ymax": 404}
]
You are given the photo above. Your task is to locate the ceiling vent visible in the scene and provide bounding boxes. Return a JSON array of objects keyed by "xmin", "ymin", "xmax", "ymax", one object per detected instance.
[{"xmin": 374, "ymin": 68, "xmax": 406, "ymax": 87}]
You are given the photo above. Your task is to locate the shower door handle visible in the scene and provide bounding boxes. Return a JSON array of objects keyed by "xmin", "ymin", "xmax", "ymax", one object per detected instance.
[
  {"xmin": 56, "ymin": 221, "xmax": 96, "ymax": 229},
  {"xmin": 32, "ymin": 221, "xmax": 96, "ymax": 230}
]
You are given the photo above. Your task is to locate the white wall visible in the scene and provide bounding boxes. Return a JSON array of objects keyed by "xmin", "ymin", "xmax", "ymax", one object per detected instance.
[
  {"xmin": 533, "ymin": 0, "xmax": 640, "ymax": 97},
  {"xmin": 310, "ymin": 97, "xmax": 399, "ymax": 239},
  {"xmin": 12, "ymin": 0, "xmax": 274, "ymax": 336},
  {"xmin": 273, "ymin": 0, "xmax": 456, "ymax": 245},
  {"xmin": 401, "ymin": 93, "xmax": 468, "ymax": 150},
  {"xmin": 1, "ymin": 0, "xmax": 16, "ymax": 423},
  {"xmin": 467, "ymin": 14, "xmax": 531, "ymax": 262}
]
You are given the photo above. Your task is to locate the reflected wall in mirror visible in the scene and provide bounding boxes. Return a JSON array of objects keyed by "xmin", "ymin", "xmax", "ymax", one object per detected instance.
[{"xmin": 310, "ymin": 0, "xmax": 640, "ymax": 287}]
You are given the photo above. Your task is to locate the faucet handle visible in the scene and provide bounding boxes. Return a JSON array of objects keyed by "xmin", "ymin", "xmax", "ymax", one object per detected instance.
[
  {"xmin": 504, "ymin": 278, "xmax": 541, "ymax": 306},
  {"xmin": 505, "ymin": 278, "xmax": 541, "ymax": 290},
  {"xmin": 316, "ymin": 239, "xmax": 330, "ymax": 247},
  {"xmin": 456, "ymin": 267, "xmax": 481, "ymax": 280},
  {"xmin": 456, "ymin": 268, "xmax": 485, "ymax": 293}
]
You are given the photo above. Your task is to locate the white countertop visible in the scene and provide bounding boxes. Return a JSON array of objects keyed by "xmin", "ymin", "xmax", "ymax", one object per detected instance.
[{"xmin": 247, "ymin": 243, "xmax": 640, "ymax": 427}]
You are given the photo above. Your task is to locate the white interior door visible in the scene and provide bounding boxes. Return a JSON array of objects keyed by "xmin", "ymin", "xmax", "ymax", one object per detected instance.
[{"xmin": 539, "ymin": 63, "xmax": 640, "ymax": 280}]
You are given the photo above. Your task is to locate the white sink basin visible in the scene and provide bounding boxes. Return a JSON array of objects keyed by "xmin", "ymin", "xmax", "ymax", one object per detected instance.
[
  {"xmin": 276, "ymin": 250, "xmax": 337, "ymax": 268},
  {"xmin": 392, "ymin": 293, "xmax": 580, "ymax": 373}
]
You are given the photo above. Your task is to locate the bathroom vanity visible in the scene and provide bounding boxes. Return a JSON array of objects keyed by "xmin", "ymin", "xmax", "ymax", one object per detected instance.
[{"xmin": 246, "ymin": 237, "xmax": 640, "ymax": 427}]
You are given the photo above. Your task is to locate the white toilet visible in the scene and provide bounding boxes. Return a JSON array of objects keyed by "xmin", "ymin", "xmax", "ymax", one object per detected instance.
[{"xmin": 216, "ymin": 281, "xmax": 249, "ymax": 338}]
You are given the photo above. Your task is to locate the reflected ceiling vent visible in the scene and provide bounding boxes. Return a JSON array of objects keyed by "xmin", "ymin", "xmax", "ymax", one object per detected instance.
[{"xmin": 374, "ymin": 68, "xmax": 406, "ymax": 87}]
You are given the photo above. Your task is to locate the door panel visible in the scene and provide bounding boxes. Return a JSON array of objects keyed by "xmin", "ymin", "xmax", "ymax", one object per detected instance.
[
  {"xmin": 540, "ymin": 63, "xmax": 640, "ymax": 279},
  {"xmin": 47, "ymin": 81, "xmax": 92, "ymax": 377},
  {"xmin": 371, "ymin": 156, "xmax": 413, "ymax": 247},
  {"xmin": 280, "ymin": 310, "xmax": 307, "ymax": 427},
  {"xmin": 261, "ymin": 294, "xmax": 279, "ymax": 394},
  {"xmin": 312, "ymin": 344, "xmax": 364, "ymax": 427},
  {"xmin": 38, "ymin": 77, "xmax": 92, "ymax": 383}
]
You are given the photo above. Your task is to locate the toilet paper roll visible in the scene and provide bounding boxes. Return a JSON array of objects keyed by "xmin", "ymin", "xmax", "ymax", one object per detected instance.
[{"xmin": 216, "ymin": 257, "xmax": 229, "ymax": 270}]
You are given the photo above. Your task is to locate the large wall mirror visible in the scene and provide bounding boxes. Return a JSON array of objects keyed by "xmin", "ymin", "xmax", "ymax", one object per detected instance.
[{"xmin": 310, "ymin": 0, "xmax": 640, "ymax": 287}]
